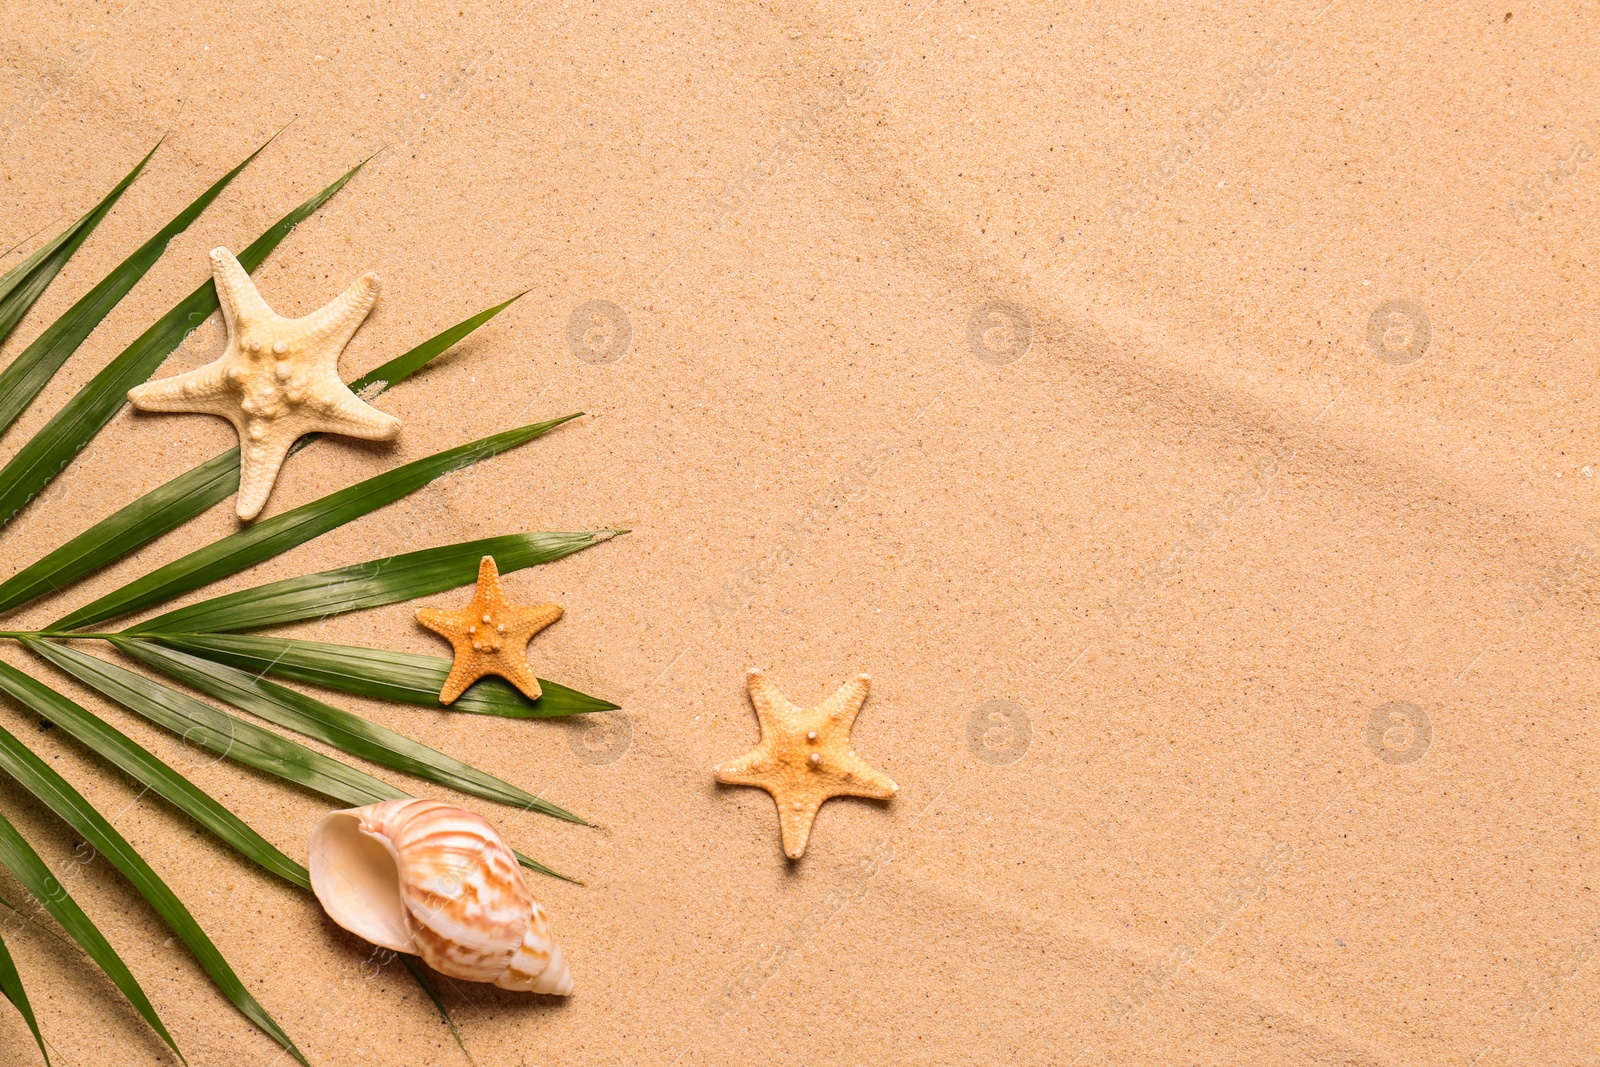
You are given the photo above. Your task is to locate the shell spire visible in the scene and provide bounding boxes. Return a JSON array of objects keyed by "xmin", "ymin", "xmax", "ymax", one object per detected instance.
[{"xmin": 309, "ymin": 799, "xmax": 572, "ymax": 995}]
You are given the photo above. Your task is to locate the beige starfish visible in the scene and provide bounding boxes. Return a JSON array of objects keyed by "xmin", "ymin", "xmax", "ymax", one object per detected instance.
[
  {"xmin": 127, "ymin": 247, "xmax": 400, "ymax": 520},
  {"xmin": 416, "ymin": 556, "xmax": 564, "ymax": 705},
  {"xmin": 714, "ymin": 669, "xmax": 898, "ymax": 859}
]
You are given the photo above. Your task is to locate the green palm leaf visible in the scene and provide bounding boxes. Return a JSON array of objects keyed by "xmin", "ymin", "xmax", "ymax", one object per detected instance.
[
  {"xmin": 31, "ymin": 641, "xmax": 571, "ymax": 879},
  {"xmin": 0, "ymin": 293, "xmax": 522, "ymax": 618},
  {"xmin": 0, "ymin": 656, "xmax": 307, "ymax": 888},
  {"xmin": 131, "ymin": 530, "xmax": 620, "ymax": 633},
  {"xmin": 400, "ymin": 955, "xmax": 468, "ymax": 1056},
  {"xmin": 0, "ymin": 807, "xmax": 180, "ymax": 1064},
  {"xmin": 156, "ymin": 633, "xmax": 617, "ymax": 718},
  {"xmin": 0, "ymin": 715, "xmax": 306, "ymax": 1064},
  {"xmin": 0, "ymin": 136, "xmax": 271, "ymax": 447},
  {"xmin": 0, "ymin": 156, "xmax": 367, "ymax": 530},
  {"xmin": 0, "ymin": 660, "xmax": 482, "ymax": 1052},
  {"xmin": 343, "ymin": 289, "xmax": 528, "ymax": 397},
  {"xmin": 0, "ymin": 138, "xmax": 615, "ymax": 1056},
  {"xmin": 0, "ymin": 925, "xmax": 48, "ymax": 1065},
  {"xmin": 113, "ymin": 637, "xmax": 583, "ymax": 822},
  {"xmin": 29, "ymin": 640, "xmax": 402, "ymax": 807},
  {"xmin": 0, "ymin": 141, "xmax": 158, "ymax": 349},
  {"xmin": 0, "ymin": 452, "xmax": 237, "ymax": 618},
  {"xmin": 0, "ymin": 662, "xmax": 483, "ymax": 1055},
  {"xmin": 52, "ymin": 414, "xmax": 581, "ymax": 631}
]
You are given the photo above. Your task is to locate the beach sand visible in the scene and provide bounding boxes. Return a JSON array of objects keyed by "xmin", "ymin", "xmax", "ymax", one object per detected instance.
[{"xmin": 0, "ymin": 1, "xmax": 1597, "ymax": 1063}]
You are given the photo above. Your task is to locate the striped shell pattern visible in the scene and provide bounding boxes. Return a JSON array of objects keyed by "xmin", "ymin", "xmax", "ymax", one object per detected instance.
[{"xmin": 309, "ymin": 799, "xmax": 571, "ymax": 995}]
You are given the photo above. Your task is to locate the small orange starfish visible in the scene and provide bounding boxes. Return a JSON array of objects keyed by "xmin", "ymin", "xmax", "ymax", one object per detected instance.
[
  {"xmin": 416, "ymin": 556, "xmax": 563, "ymax": 704},
  {"xmin": 715, "ymin": 668, "xmax": 898, "ymax": 858}
]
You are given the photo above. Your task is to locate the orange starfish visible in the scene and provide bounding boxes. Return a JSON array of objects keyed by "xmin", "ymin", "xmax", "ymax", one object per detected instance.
[
  {"xmin": 416, "ymin": 556, "xmax": 563, "ymax": 704},
  {"xmin": 714, "ymin": 669, "xmax": 898, "ymax": 858}
]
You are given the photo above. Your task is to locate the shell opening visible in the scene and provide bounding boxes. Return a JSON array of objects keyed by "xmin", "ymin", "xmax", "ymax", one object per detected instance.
[{"xmin": 309, "ymin": 811, "xmax": 413, "ymax": 953}]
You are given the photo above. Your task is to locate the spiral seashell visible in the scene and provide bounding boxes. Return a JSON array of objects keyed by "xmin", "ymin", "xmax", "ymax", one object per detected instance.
[{"xmin": 309, "ymin": 799, "xmax": 571, "ymax": 995}]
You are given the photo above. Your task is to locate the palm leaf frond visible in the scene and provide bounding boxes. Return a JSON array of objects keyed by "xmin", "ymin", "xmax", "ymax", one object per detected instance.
[
  {"xmin": 31, "ymin": 641, "xmax": 573, "ymax": 878},
  {"xmin": 344, "ymin": 288, "xmax": 528, "ymax": 396},
  {"xmin": 114, "ymin": 638, "xmax": 583, "ymax": 822},
  {"xmin": 0, "ymin": 140, "xmax": 159, "ymax": 349},
  {"xmin": 0, "ymin": 807, "xmax": 180, "ymax": 1063},
  {"xmin": 0, "ymin": 715, "xmax": 306, "ymax": 1064},
  {"xmin": 0, "ymin": 657, "xmax": 307, "ymax": 888},
  {"xmin": 0, "ymin": 156, "xmax": 367, "ymax": 530},
  {"xmin": 155, "ymin": 633, "xmax": 618, "ymax": 717},
  {"xmin": 400, "ymin": 954, "xmax": 468, "ymax": 1056},
  {"xmin": 0, "ymin": 924, "xmax": 48, "ymax": 1065},
  {"xmin": 0, "ymin": 138, "xmax": 616, "ymax": 1059},
  {"xmin": 0, "ymin": 136, "xmax": 272, "ymax": 447},
  {"xmin": 0, "ymin": 452, "xmax": 238, "ymax": 618},
  {"xmin": 28, "ymin": 640, "xmax": 402, "ymax": 807},
  {"xmin": 52, "ymin": 414, "xmax": 582, "ymax": 632},
  {"xmin": 131, "ymin": 530, "xmax": 621, "ymax": 633},
  {"xmin": 0, "ymin": 291, "xmax": 519, "ymax": 617}
]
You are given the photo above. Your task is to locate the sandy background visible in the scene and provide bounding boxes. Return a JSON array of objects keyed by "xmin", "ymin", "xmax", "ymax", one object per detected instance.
[{"xmin": 0, "ymin": 0, "xmax": 1597, "ymax": 1063}]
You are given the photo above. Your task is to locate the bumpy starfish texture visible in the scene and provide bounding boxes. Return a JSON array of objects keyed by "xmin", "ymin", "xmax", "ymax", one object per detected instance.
[
  {"xmin": 715, "ymin": 669, "xmax": 898, "ymax": 859},
  {"xmin": 127, "ymin": 247, "xmax": 400, "ymax": 520},
  {"xmin": 416, "ymin": 556, "xmax": 563, "ymax": 705}
]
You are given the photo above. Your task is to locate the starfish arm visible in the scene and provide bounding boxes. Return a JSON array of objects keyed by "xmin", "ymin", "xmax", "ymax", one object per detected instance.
[
  {"xmin": 745, "ymin": 669, "xmax": 798, "ymax": 737},
  {"xmin": 834, "ymin": 756, "xmax": 899, "ymax": 800},
  {"xmin": 713, "ymin": 749, "xmax": 772, "ymax": 787},
  {"xmin": 777, "ymin": 797, "xmax": 821, "ymax": 859},
  {"xmin": 210, "ymin": 247, "xmax": 276, "ymax": 334},
  {"xmin": 492, "ymin": 652, "xmax": 543, "ymax": 701},
  {"xmin": 420, "ymin": 559, "xmax": 561, "ymax": 706},
  {"xmin": 234, "ymin": 427, "xmax": 300, "ymax": 521},
  {"xmin": 126, "ymin": 360, "xmax": 235, "ymax": 417},
  {"xmin": 507, "ymin": 603, "xmax": 564, "ymax": 639},
  {"xmin": 305, "ymin": 385, "xmax": 401, "ymax": 441},
  {"xmin": 817, "ymin": 673, "xmax": 872, "ymax": 731},
  {"xmin": 436, "ymin": 654, "xmax": 485, "ymax": 705},
  {"xmin": 415, "ymin": 607, "xmax": 466, "ymax": 640},
  {"xmin": 295, "ymin": 271, "xmax": 380, "ymax": 357}
]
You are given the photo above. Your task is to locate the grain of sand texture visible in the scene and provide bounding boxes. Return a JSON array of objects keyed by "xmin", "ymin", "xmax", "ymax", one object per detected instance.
[{"xmin": 1, "ymin": 2, "xmax": 1597, "ymax": 1064}]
